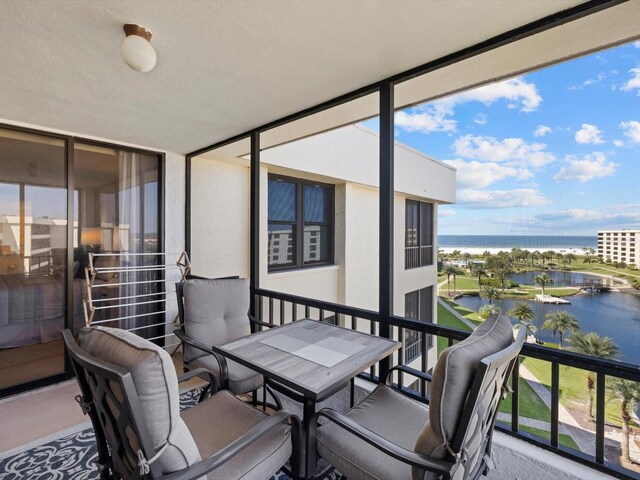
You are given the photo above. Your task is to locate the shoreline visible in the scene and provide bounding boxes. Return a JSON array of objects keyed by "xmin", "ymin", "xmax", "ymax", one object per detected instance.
[{"xmin": 439, "ymin": 246, "xmax": 591, "ymax": 256}]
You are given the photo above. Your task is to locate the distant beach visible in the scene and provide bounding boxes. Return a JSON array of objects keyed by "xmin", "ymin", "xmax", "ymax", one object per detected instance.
[{"xmin": 437, "ymin": 235, "xmax": 596, "ymax": 256}]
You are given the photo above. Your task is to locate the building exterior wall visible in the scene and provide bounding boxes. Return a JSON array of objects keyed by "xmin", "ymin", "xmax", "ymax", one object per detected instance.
[
  {"xmin": 192, "ymin": 124, "xmax": 455, "ymax": 372},
  {"xmin": 597, "ymin": 230, "xmax": 639, "ymax": 268}
]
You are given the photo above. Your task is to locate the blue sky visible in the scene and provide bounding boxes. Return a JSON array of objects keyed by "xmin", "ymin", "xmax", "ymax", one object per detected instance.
[{"xmin": 371, "ymin": 40, "xmax": 640, "ymax": 237}]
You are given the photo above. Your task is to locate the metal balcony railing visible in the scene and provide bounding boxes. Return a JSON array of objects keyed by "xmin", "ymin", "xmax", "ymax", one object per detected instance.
[
  {"xmin": 405, "ymin": 245, "xmax": 433, "ymax": 269},
  {"xmin": 252, "ymin": 287, "xmax": 640, "ymax": 480}
]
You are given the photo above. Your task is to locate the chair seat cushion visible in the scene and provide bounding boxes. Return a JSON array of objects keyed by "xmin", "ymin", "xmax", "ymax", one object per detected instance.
[
  {"xmin": 78, "ymin": 327, "xmax": 200, "ymax": 476},
  {"xmin": 182, "ymin": 390, "xmax": 292, "ymax": 480},
  {"xmin": 188, "ymin": 354, "xmax": 263, "ymax": 394},
  {"xmin": 317, "ymin": 384, "xmax": 428, "ymax": 480}
]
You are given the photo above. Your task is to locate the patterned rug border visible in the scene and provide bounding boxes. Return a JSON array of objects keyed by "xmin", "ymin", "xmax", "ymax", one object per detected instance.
[
  {"xmin": 0, "ymin": 420, "xmax": 92, "ymax": 461},
  {"xmin": 0, "ymin": 388, "xmax": 344, "ymax": 480}
]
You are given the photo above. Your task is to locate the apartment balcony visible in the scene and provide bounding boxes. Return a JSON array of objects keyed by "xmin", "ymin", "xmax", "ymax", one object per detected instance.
[{"xmin": 2, "ymin": 1, "xmax": 640, "ymax": 479}]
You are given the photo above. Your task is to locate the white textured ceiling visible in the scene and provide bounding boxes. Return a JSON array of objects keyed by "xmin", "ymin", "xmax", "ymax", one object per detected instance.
[{"xmin": 0, "ymin": 0, "xmax": 584, "ymax": 154}]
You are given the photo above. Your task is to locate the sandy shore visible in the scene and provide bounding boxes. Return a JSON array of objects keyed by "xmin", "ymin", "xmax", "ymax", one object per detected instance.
[{"xmin": 439, "ymin": 246, "xmax": 591, "ymax": 256}]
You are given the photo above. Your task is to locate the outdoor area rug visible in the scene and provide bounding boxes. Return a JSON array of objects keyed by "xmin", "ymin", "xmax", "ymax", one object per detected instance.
[{"xmin": 0, "ymin": 388, "xmax": 344, "ymax": 480}]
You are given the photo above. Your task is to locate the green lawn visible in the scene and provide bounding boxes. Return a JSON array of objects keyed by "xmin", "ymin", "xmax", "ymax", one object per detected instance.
[
  {"xmin": 522, "ymin": 356, "xmax": 639, "ymax": 429},
  {"xmin": 515, "ymin": 425, "xmax": 580, "ymax": 451},
  {"xmin": 440, "ymin": 297, "xmax": 482, "ymax": 325},
  {"xmin": 436, "ymin": 302, "xmax": 472, "ymax": 354},
  {"xmin": 499, "ymin": 372, "xmax": 550, "ymax": 422}
]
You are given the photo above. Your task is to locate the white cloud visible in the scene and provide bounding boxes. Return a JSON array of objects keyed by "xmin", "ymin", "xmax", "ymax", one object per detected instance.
[
  {"xmin": 534, "ymin": 208, "xmax": 640, "ymax": 230},
  {"xmin": 473, "ymin": 113, "xmax": 487, "ymax": 125},
  {"xmin": 621, "ymin": 68, "xmax": 640, "ymax": 95},
  {"xmin": 439, "ymin": 209, "xmax": 456, "ymax": 217},
  {"xmin": 457, "ymin": 188, "xmax": 550, "ymax": 209},
  {"xmin": 634, "ymin": 41, "xmax": 640, "ymax": 49},
  {"xmin": 574, "ymin": 123, "xmax": 604, "ymax": 144},
  {"xmin": 443, "ymin": 160, "xmax": 532, "ymax": 189},
  {"xmin": 534, "ymin": 125, "xmax": 552, "ymax": 137},
  {"xmin": 394, "ymin": 105, "xmax": 456, "ymax": 133},
  {"xmin": 445, "ymin": 77, "xmax": 542, "ymax": 112},
  {"xmin": 553, "ymin": 152, "xmax": 618, "ymax": 183},
  {"xmin": 569, "ymin": 72, "xmax": 607, "ymax": 90},
  {"xmin": 620, "ymin": 120, "xmax": 640, "ymax": 143},
  {"xmin": 453, "ymin": 134, "xmax": 555, "ymax": 168},
  {"xmin": 395, "ymin": 77, "xmax": 541, "ymax": 134},
  {"xmin": 613, "ymin": 139, "xmax": 625, "ymax": 147}
]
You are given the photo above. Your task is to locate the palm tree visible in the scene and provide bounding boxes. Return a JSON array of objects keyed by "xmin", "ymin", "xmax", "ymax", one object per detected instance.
[
  {"xmin": 479, "ymin": 303, "xmax": 502, "ymax": 319},
  {"xmin": 534, "ymin": 273, "xmax": 554, "ymax": 295},
  {"xmin": 451, "ymin": 266, "xmax": 464, "ymax": 292},
  {"xmin": 542, "ymin": 310, "xmax": 580, "ymax": 348},
  {"xmin": 442, "ymin": 264, "xmax": 457, "ymax": 294},
  {"xmin": 471, "ymin": 264, "xmax": 488, "ymax": 288},
  {"xmin": 569, "ymin": 332, "xmax": 618, "ymax": 418},
  {"xmin": 607, "ymin": 378, "xmax": 640, "ymax": 464},
  {"xmin": 495, "ymin": 267, "xmax": 513, "ymax": 292},
  {"xmin": 481, "ymin": 286, "xmax": 501, "ymax": 304},
  {"xmin": 565, "ymin": 253, "xmax": 576, "ymax": 266},
  {"xmin": 543, "ymin": 250, "xmax": 554, "ymax": 266},
  {"xmin": 483, "ymin": 250, "xmax": 492, "ymax": 258},
  {"xmin": 509, "ymin": 301, "xmax": 536, "ymax": 336}
]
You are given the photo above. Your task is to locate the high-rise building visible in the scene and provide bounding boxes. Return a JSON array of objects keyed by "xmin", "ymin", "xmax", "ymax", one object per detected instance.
[{"xmin": 597, "ymin": 230, "xmax": 640, "ymax": 268}]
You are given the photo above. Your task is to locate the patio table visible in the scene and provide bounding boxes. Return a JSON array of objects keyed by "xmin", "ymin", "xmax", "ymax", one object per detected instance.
[{"xmin": 211, "ymin": 318, "xmax": 400, "ymax": 477}]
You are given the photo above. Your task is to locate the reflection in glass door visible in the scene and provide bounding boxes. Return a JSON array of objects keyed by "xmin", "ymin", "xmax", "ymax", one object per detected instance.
[{"xmin": 0, "ymin": 128, "xmax": 68, "ymax": 390}]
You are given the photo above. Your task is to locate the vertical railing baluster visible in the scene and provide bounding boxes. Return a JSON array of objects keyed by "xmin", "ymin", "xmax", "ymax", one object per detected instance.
[
  {"xmin": 280, "ymin": 299, "xmax": 285, "ymax": 325},
  {"xmin": 305, "ymin": 305, "xmax": 310, "ymax": 318},
  {"xmin": 369, "ymin": 320, "xmax": 375, "ymax": 378},
  {"xmin": 398, "ymin": 327, "xmax": 404, "ymax": 389},
  {"xmin": 351, "ymin": 315, "xmax": 356, "ymax": 331},
  {"xmin": 319, "ymin": 308, "xmax": 324, "ymax": 323},
  {"xmin": 292, "ymin": 302, "xmax": 297, "ymax": 321},
  {"xmin": 420, "ymin": 333, "xmax": 427, "ymax": 397},
  {"xmin": 511, "ymin": 358, "xmax": 520, "ymax": 433},
  {"xmin": 448, "ymin": 337, "xmax": 454, "ymax": 347},
  {"xmin": 551, "ymin": 362, "xmax": 560, "ymax": 448},
  {"xmin": 269, "ymin": 297, "xmax": 273, "ymax": 325},
  {"xmin": 595, "ymin": 372, "xmax": 606, "ymax": 463}
]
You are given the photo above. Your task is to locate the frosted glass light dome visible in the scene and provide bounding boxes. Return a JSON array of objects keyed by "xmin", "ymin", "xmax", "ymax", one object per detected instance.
[{"xmin": 120, "ymin": 24, "xmax": 157, "ymax": 73}]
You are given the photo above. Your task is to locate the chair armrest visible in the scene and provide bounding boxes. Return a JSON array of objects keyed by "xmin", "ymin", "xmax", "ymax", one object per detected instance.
[
  {"xmin": 384, "ymin": 365, "xmax": 432, "ymax": 385},
  {"xmin": 177, "ymin": 368, "xmax": 220, "ymax": 394},
  {"xmin": 248, "ymin": 314, "xmax": 277, "ymax": 330},
  {"xmin": 173, "ymin": 329, "xmax": 229, "ymax": 388},
  {"xmin": 160, "ymin": 410, "xmax": 302, "ymax": 480},
  {"xmin": 309, "ymin": 408, "xmax": 455, "ymax": 476}
]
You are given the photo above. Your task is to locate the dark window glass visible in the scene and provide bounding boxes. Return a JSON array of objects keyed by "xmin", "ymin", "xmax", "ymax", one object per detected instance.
[
  {"xmin": 304, "ymin": 185, "xmax": 325, "ymax": 222},
  {"xmin": 268, "ymin": 179, "xmax": 296, "ymax": 222},
  {"xmin": 404, "ymin": 286, "xmax": 434, "ymax": 362},
  {"xmin": 405, "ymin": 199, "xmax": 434, "ymax": 269},
  {"xmin": 268, "ymin": 175, "xmax": 334, "ymax": 270},
  {"xmin": 405, "ymin": 200, "xmax": 419, "ymax": 247}
]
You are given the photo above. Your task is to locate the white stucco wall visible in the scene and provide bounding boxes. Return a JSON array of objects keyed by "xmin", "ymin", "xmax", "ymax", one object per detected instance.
[{"xmin": 190, "ymin": 157, "xmax": 250, "ymax": 279}]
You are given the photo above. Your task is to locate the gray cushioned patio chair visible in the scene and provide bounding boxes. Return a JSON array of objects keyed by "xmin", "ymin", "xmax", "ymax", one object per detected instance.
[
  {"xmin": 308, "ymin": 313, "xmax": 525, "ymax": 480},
  {"xmin": 63, "ymin": 326, "xmax": 300, "ymax": 480},
  {"xmin": 174, "ymin": 277, "xmax": 279, "ymax": 400}
]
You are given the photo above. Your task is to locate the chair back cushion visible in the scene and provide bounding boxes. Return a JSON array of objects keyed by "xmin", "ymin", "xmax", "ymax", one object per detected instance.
[
  {"xmin": 79, "ymin": 327, "xmax": 201, "ymax": 475},
  {"xmin": 182, "ymin": 278, "xmax": 251, "ymax": 363},
  {"xmin": 413, "ymin": 313, "xmax": 513, "ymax": 477}
]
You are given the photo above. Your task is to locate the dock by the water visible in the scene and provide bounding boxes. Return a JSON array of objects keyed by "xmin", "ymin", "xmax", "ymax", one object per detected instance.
[{"xmin": 535, "ymin": 294, "xmax": 571, "ymax": 304}]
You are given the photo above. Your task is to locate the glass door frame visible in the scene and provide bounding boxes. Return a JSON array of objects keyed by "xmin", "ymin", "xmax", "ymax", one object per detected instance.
[{"xmin": 0, "ymin": 122, "xmax": 165, "ymax": 398}]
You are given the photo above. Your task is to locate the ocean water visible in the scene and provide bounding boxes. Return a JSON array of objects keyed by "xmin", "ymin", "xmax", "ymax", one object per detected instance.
[{"xmin": 437, "ymin": 235, "xmax": 596, "ymax": 251}]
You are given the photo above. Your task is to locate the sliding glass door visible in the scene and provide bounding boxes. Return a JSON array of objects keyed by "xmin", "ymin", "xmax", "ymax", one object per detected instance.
[
  {"xmin": 0, "ymin": 128, "xmax": 68, "ymax": 391},
  {"xmin": 0, "ymin": 126, "xmax": 163, "ymax": 396},
  {"xmin": 74, "ymin": 143, "xmax": 163, "ymax": 337}
]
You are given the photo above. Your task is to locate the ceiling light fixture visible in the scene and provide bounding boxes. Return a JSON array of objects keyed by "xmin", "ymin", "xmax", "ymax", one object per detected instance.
[{"xmin": 120, "ymin": 24, "xmax": 157, "ymax": 73}]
